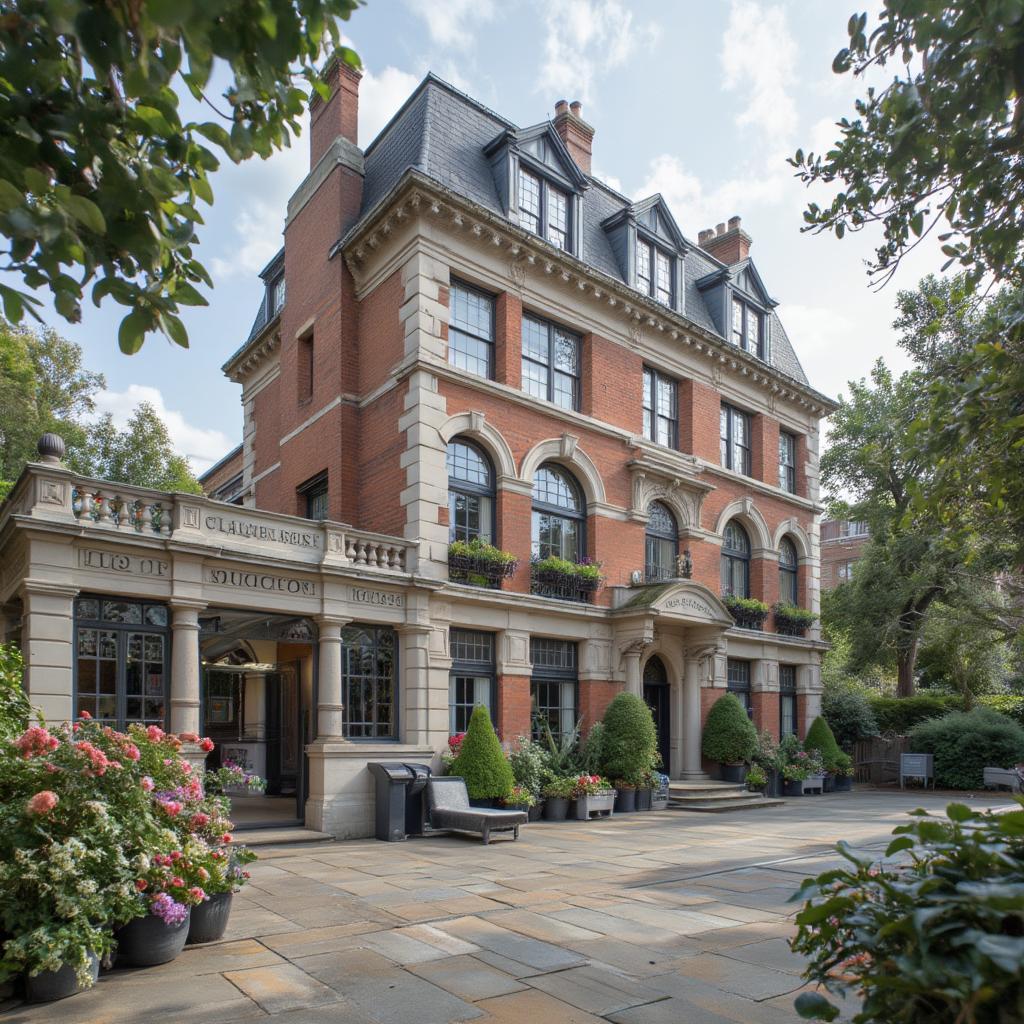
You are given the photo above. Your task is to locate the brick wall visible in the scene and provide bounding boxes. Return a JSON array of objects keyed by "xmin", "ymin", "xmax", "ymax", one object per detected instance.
[
  {"xmin": 497, "ymin": 674, "xmax": 531, "ymax": 742},
  {"xmin": 578, "ymin": 680, "xmax": 621, "ymax": 732}
]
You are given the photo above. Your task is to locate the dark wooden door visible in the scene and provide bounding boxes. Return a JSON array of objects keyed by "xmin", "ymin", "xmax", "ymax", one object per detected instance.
[{"xmin": 643, "ymin": 655, "xmax": 671, "ymax": 776}]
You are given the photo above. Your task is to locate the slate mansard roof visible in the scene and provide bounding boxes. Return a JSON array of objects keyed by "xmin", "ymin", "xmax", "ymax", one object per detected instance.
[{"xmin": 243, "ymin": 73, "xmax": 812, "ymax": 388}]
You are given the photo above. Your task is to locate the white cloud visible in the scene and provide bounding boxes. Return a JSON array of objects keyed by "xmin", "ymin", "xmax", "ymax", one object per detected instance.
[
  {"xmin": 538, "ymin": 0, "xmax": 659, "ymax": 105},
  {"xmin": 93, "ymin": 385, "xmax": 235, "ymax": 474},
  {"xmin": 408, "ymin": 0, "xmax": 495, "ymax": 49}
]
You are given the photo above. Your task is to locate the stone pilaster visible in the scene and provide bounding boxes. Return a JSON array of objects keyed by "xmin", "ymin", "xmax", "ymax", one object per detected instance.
[
  {"xmin": 315, "ymin": 617, "xmax": 348, "ymax": 739},
  {"xmin": 169, "ymin": 601, "xmax": 205, "ymax": 735},
  {"xmin": 20, "ymin": 581, "xmax": 78, "ymax": 724}
]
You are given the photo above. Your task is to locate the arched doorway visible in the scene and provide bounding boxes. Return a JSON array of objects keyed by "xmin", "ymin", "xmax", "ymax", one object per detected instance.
[{"xmin": 643, "ymin": 655, "xmax": 671, "ymax": 775}]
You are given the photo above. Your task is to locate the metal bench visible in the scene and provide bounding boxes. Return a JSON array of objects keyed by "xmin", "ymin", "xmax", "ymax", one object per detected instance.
[
  {"xmin": 426, "ymin": 777, "xmax": 528, "ymax": 845},
  {"xmin": 983, "ymin": 767, "xmax": 1024, "ymax": 793}
]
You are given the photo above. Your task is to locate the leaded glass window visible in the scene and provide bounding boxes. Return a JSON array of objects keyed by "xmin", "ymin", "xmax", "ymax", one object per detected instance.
[
  {"xmin": 518, "ymin": 168, "xmax": 542, "ymax": 236},
  {"xmin": 532, "ymin": 464, "xmax": 584, "ymax": 562},
  {"xmin": 522, "ymin": 315, "xmax": 580, "ymax": 410},
  {"xmin": 720, "ymin": 404, "xmax": 751, "ymax": 475},
  {"xmin": 645, "ymin": 501, "xmax": 678, "ymax": 582},
  {"xmin": 779, "ymin": 538, "xmax": 798, "ymax": 606},
  {"xmin": 655, "ymin": 250, "xmax": 672, "ymax": 305},
  {"xmin": 449, "ymin": 281, "xmax": 494, "ymax": 378},
  {"xmin": 518, "ymin": 167, "xmax": 572, "ymax": 253},
  {"xmin": 637, "ymin": 239, "xmax": 652, "ymax": 295},
  {"xmin": 447, "ymin": 439, "xmax": 494, "ymax": 543},
  {"xmin": 341, "ymin": 626, "xmax": 396, "ymax": 739},
  {"xmin": 730, "ymin": 298, "xmax": 765, "ymax": 359},
  {"xmin": 721, "ymin": 520, "xmax": 751, "ymax": 597}
]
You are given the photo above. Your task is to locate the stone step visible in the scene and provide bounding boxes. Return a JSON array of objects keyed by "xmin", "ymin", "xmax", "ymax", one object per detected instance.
[
  {"xmin": 668, "ymin": 783, "xmax": 749, "ymax": 798},
  {"xmin": 669, "ymin": 795, "xmax": 786, "ymax": 813},
  {"xmin": 236, "ymin": 827, "xmax": 335, "ymax": 848}
]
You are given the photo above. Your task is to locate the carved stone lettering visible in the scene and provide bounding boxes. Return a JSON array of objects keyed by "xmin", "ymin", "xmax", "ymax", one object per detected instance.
[
  {"xmin": 662, "ymin": 596, "xmax": 714, "ymax": 617},
  {"xmin": 78, "ymin": 548, "xmax": 169, "ymax": 577},
  {"xmin": 206, "ymin": 569, "xmax": 317, "ymax": 597},
  {"xmin": 350, "ymin": 587, "xmax": 404, "ymax": 608},
  {"xmin": 203, "ymin": 514, "xmax": 320, "ymax": 550}
]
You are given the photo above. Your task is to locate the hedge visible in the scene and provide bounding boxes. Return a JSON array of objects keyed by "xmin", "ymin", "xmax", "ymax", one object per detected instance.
[
  {"xmin": 909, "ymin": 707, "xmax": 1024, "ymax": 789},
  {"xmin": 869, "ymin": 694, "xmax": 963, "ymax": 735},
  {"xmin": 978, "ymin": 694, "xmax": 1024, "ymax": 728},
  {"xmin": 702, "ymin": 693, "xmax": 758, "ymax": 765}
]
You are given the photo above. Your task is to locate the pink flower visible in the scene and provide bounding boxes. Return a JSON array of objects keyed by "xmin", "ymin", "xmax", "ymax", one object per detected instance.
[
  {"xmin": 73, "ymin": 740, "xmax": 112, "ymax": 776},
  {"xmin": 141, "ymin": 776, "xmax": 155, "ymax": 792},
  {"xmin": 122, "ymin": 743, "xmax": 141, "ymax": 762},
  {"xmin": 135, "ymin": 879, "xmax": 148, "ymax": 892},
  {"xmin": 79, "ymin": 709, "xmax": 92, "ymax": 720},
  {"xmin": 197, "ymin": 867, "xmax": 210, "ymax": 881},
  {"xmin": 190, "ymin": 812, "xmax": 211, "ymax": 829},
  {"xmin": 158, "ymin": 800, "xmax": 183, "ymax": 817},
  {"xmin": 170, "ymin": 876, "xmax": 185, "ymax": 888},
  {"xmin": 170, "ymin": 851, "xmax": 182, "ymax": 862},
  {"xmin": 26, "ymin": 791, "xmax": 59, "ymax": 815},
  {"xmin": 181, "ymin": 763, "xmax": 193, "ymax": 775},
  {"xmin": 15, "ymin": 726, "xmax": 59, "ymax": 759},
  {"xmin": 188, "ymin": 887, "xmax": 206, "ymax": 903},
  {"xmin": 146, "ymin": 725, "xmax": 165, "ymax": 741},
  {"xmin": 199, "ymin": 738, "xmax": 215, "ymax": 752},
  {"xmin": 221, "ymin": 833, "xmax": 233, "ymax": 844}
]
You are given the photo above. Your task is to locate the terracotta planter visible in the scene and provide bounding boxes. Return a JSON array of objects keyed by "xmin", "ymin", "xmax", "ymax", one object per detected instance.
[
  {"xmin": 187, "ymin": 892, "xmax": 233, "ymax": 945},
  {"xmin": 116, "ymin": 908, "xmax": 190, "ymax": 967},
  {"xmin": 635, "ymin": 788, "xmax": 653, "ymax": 811},
  {"xmin": 544, "ymin": 797, "xmax": 570, "ymax": 820},
  {"xmin": 26, "ymin": 955, "xmax": 99, "ymax": 1003},
  {"xmin": 719, "ymin": 763, "xmax": 747, "ymax": 784},
  {"xmin": 614, "ymin": 787, "xmax": 636, "ymax": 813},
  {"xmin": 575, "ymin": 791, "xmax": 616, "ymax": 820}
]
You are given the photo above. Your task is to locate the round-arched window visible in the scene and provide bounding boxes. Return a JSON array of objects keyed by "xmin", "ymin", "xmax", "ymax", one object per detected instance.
[
  {"xmin": 532, "ymin": 463, "xmax": 584, "ymax": 561},
  {"xmin": 447, "ymin": 438, "xmax": 494, "ymax": 543},
  {"xmin": 645, "ymin": 501, "xmax": 678, "ymax": 582},
  {"xmin": 779, "ymin": 537, "xmax": 798, "ymax": 606},
  {"xmin": 720, "ymin": 520, "xmax": 751, "ymax": 597}
]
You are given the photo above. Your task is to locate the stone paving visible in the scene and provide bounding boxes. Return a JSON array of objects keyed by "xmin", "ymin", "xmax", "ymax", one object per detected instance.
[{"xmin": 2, "ymin": 789, "xmax": 1012, "ymax": 1024}]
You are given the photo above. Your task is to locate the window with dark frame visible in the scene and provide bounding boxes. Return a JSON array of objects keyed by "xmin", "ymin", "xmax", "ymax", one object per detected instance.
[
  {"xmin": 721, "ymin": 520, "xmax": 751, "ymax": 598},
  {"xmin": 727, "ymin": 658, "xmax": 752, "ymax": 716},
  {"xmin": 779, "ymin": 431, "xmax": 797, "ymax": 493},
  {"xmin": 532, "ymin": 463, "xmax": 585, "ymax": 562},
  {"xmin": 271, "ymin": 276, "xmax": 286, "ymax": 316},
  {"xmin": 298, "ymin": 330, "xmax": 314, "ymax": 401},
  {"xmin": 74, "ymin": 597, "xmax": 169, "ymax": 730},
  {"xmin": 643, "ymin": 367, "xmax": 679, "ymax": 448},
  {"xmin": 446, "ymin": 439, "xmax": 494, "ymax": 544},
  {"xmin": 299, "ymin": 472, "xmax": 328, "ymax": 522},
  {"xmin": 521, "ymin": 315, "xmax": 580, "ymax": 411},
  {"xmin": 731, "ymin": 298, "xmax": 764, "ymax": 359},
  {"xmin": 720, "ymin": 403, "xmax": 751, "ymax": 475},
  {"xmin": 645, "ymin": 501, "xmax": 679, "ymax": 582},
  {"xmin": 518, "ymin": 166, "xmax": 571, "ymax": 251},
  {"xmin": 779, "ymin": 664, "xmax": 797, "ymax": 738},
  {"xmin": 530, "ymin": 638, "xmax": 577, "ymax": 741},
  {"xmin": 779, "ymin": 538, "xmax": 799, "ymax": 606},
  {"xmin": 636, "ymin": 238, "xmax": 673, "ymax": 306},
  {"xmin": 341, "ymin": 626, "xmax": 396, "ymax": 740},
  {"xmin": 448, "ymin": 281, "xmax": 494, "ymax": 379},
  {"xmin": 449, "ymin": 629, "xmax": 495, "ymax": 734}
]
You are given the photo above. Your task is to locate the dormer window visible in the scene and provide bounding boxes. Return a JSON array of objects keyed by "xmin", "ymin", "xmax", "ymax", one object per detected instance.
[
  {"xmin": 271, "ymin": 276, "xmax": 286, "ymax": 316},
  {"xmin": 731, "ymin": 298, "xmax": 763, "ymax": 359},
  {"xmin": 636, "ymin": 239, "xmax": 674, "ymax": 306},
  {"xmin": 518, "ymin": 166, "xmax": 570, "ymax": 251}
]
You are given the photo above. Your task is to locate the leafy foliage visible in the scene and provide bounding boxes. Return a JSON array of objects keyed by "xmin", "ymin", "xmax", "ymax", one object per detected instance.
[
  {"xmin": 822, "ymin": 676, "xmax": 879, "ymax": 751},
  {"xmin": 0, "ymin": 1, "xmax": 361, "ymax": 353},
  {"xmin": 791, "ymin": 800, "xmax": 1024, "ymax": 1022},
  {"xmin": 507, "ymin": 736, "xmax": 547, "ymax": 798},
  {"xmin": 909, "ymin": 708, "xmax": 1024, "ymax": 790},
  {"xmin": 578, "ymin": 722, "xmax": 605, "ymax": 776},
  {"xmin": 870, "ymin": 693, "xmax": 963, "ymax": 736},
  {"xmin": 701, "ymin": 693, "xmax": 757, "ymax": 766},
  {"xmin": 804, "ymin": 717, "xmax": 843, "ymax": 772},
  {"xmin": 448, "ymin": 705, "xmax": 514, "ymax": 801},
  {"xmin": 0, "ymin": 644, "xmax": 31, "ymax": 742},
  {"xmin": 980, "ymin": 695, "xmax": 1024, "ymax": 730},
  {"xmin": 600, "ymin": 692, "xmax": 657, "ymax": 787}
]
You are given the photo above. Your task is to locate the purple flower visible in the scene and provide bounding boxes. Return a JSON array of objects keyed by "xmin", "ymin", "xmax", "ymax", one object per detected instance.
[{"xmin": 150, "ymin": 892, "xmax": 188, "ymax": 926}]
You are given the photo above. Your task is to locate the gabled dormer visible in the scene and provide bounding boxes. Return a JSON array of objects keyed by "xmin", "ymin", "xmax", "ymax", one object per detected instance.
[
  {"xmin": 602, "ymin": 194, "xmax": 687, "ymax": 314},
  {"xmin": 696, "ymin": 254, "xmax": 777, "ymax": 363},
  {"xmin": 484, "ymin": 120, "xmax": 589, "ymax": 255}
]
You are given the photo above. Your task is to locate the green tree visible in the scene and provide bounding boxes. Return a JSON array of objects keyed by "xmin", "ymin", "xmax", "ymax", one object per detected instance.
[
  {"xmin": 600, "ymin": 693, "xmax": 658, "ymax": 786},
  {"xmin": 448, "ymin": 705, "xmax": 514, "ymax": 801},
  {"xmin": 0, "ymin": 2, "xmax": 361, "ymax": 353},
  {"xmin": 701, "ymin": 694, "xmax": 758, "ymax": 766},
  {"xmin": 793, "ymin": 2, "xmax": 1024, "ymax": 565}
]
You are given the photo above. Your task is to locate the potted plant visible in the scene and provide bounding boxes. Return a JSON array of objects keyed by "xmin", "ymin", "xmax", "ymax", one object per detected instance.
[
  {"xmin": 508, "ymin": 736, "xmax": 547, "ymax": 820},
  {"xmin": 447, "ymin": 706, "xmax": 514, "ymax": 807},
  {"xmin": 753, "ymin": 730, "xmax": 782, "ymax": 797},
  {"xmin": 804, "ymin": 716, "xmax": 843, "ymax": 793},
  {"xmin": 572, "ymin": 774, "xmax": 616, "ymax": 820},
  {"xmin": 702, "ymin": 694, "xmax": 758, "ymax": 782},
  {"xmin": 723, "ymin": 595, "xmax": 770, "ymax": 631},
  {"xmin": 830, "ymin": 752, "xmax": 855, "ymax": 792},
  {"xmin": 801, "ymin": 749, "xmax": 826, "ymax": 794},
  {"xmin": 651, "ymin": 773, "xmax": 670, "ymax": 810},
  {"xmin": 187, "ymin": 843, "xmax": 257, "ymax": 945},
  {"xmin": 636, "ymin": 766, "xmax": 658, "ymax": 811},
  {"xmin": 574, "ymin": 560, "xmax": 604, "ymax": 594},
  {"xmin": 542, "ymin": 776, "xmax": 575, "ymax": 820},
  {"xmin": 501, "ymin": 785, "xmax": 537, "ymax": 814},
  {"xmin": 772, "ymin": 602, "xmax": 818, "ymax": 637},
  {"xmin": 448, "ymin": 538, "xmax": 518, "ymax": 587},
  {"xmin": 530, "ymin": 556, "xmax": 604, "ymax": 602},
  {"xmin": 746, "ymin": 763, "xmax": 768, "ymax": 793},
  {"xmin": 777, "ymin": 734, "xmax": 809, "ymax": 796},
  {"xmin": 600, "ymin": 693, "xmax": 658, "ymax": 813}
]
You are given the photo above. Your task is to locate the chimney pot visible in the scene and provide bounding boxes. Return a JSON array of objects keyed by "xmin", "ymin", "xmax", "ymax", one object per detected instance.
[
  {"xmin": 728, "ymin": 215, "xmax": 741, "ymax": 231},
  {"xmin": 716, "ymin": 222, "xmax": 726, "ymax": 236},
  {"xmin": 700, "ymin": 216, "xmax": 753, "ymax": 263},
  {"xmin": 555, "ymin": 99, "xmax": 569, "ymax": 116},
  {"xmin": 698, "ymin": 228, "xmax": 713, "ymax": 245},
  {"xmin": 553, "ymin": 97, "xmax": 594, "ymax": 175},
  {"xmin": 570, "ymin": 100, "xmax": 582, "ymax": 117},
  {"xmin": 310, "ymin": 58, "xmax": 362, "ymax": 166}
]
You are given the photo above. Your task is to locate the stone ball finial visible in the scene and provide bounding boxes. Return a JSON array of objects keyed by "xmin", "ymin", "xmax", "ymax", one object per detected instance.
[{"xmin": 37, "ymin": 432, "xmax": 66, "ymax": 465}]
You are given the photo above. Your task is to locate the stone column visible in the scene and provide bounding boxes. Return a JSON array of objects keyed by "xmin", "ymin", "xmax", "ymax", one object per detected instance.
[
  {"xmin": 681, "ymin": 654, "xmax": 705, "ymax": 778},
  {"xmin": 316, "ymin": 618, "xmax": 347, "ymax": 739},
  {"xmin": 21, "ymin": 583, "xmax": 78, "ymax": 724},
  {"xmin": 398, "ymin": 624, "xmax": 434, "ymax": 745},
  {"xmin": 621, "ymin": 642, "xmax": 645, "ymax": 697},
  {"xmin": 169, "ymin": 602, "xmax": 205, "ymax": 735}
]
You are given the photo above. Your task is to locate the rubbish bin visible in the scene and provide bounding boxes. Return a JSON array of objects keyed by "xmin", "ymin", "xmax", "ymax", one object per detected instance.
[
  {"xmin": 367, "ymin": 763, "xmax": 414, "ymax": 841},
  {"xmin": 403, "ymin": 762, "xmax": 431, "ymax": 837}
]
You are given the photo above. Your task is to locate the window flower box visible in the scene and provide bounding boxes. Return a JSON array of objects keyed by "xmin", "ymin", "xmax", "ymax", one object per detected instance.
[
  {"xmin": 448, "ymin": 540, "xmax": 518, "ymax": 588},
  {"xmin": 530, "ymin": 557, "xmax": 603, "ymax": 603},
  {"xmin": 772, "ymin": 602, "xmax": 818, "ymax": 637},
  {"xmin": 723, "ymin": 595, "xmax": 769, "ymax": 631}
]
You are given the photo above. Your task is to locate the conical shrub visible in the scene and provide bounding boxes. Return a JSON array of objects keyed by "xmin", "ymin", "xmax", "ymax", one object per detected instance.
[
  {"xmin": 601, "ymin": 692, "xmax": 657, "ymax": 786},
  {"xmin": 804, "ymin": 715, "xmax": 842, "ymax": 768},
  {"xmin": 702, "ymin": 694, "xmax": 757, "ymax": 764},
  {"xmin": 449, "ymin": 705, "xmax": 514, "ymax": 799}
]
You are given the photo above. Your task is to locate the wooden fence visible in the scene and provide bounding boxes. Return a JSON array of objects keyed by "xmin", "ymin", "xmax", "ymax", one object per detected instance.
[{"xmin": 854, "ymin": 735, "xmax": 911, "ymax": 785}]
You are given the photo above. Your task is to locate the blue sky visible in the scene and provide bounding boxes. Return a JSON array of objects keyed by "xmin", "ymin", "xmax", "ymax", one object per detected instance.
[{"xmin": 46, "ymin": 0, "xmax": 935, "ymax": 473}]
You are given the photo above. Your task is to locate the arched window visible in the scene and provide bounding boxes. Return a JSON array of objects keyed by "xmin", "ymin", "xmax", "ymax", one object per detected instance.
[
  {"xmin": 779, "ymin": 537, "xmax": 798, "ymax": 605},
  {"xmin": 645, "ymin": 501, "xmax": 678, "ymax": 582},
  {"xmin": 447, "ymin": 438, "xmax": 494, "ymax": 543},
  {"xmin": 532, "ymin": 463, "xmax": 584, "ymax": 562},
  {"xmin": 720, "ymin": 520, "xmax": 751, "ymax": 597}
]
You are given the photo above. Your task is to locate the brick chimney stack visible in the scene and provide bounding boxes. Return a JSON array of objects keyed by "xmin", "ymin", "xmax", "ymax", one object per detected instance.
[
  {"xmin": 553, "ymin": 98, "xmax": 595, "ymax": 176},
  {"xmin": 698, "ymin": 216, "xmax": 752, "ymax": 264},
  {"xmin": 310, "ymin": 58, "xmax": 362, "ymax": 166}
]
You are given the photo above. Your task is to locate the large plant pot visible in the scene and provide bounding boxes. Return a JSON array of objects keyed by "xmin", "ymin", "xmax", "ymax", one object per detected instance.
[
  {"xmin": 802, "ymin": 774, "xmax": 825, "ymax": 795},
  {"xmin": 575, "ymin": 791, "xmax": 616, "ymax": 820},
  {"xmin": 187, "ymin": 892, "xmax": 233, "ymax": 945},
  {"xmin": 822, "ymin": 774, "xmax": 835, "ymax": 794},
  {"xmin": 833, "ymin": 775, "xmax": 853, "ymax": 793},
  {"xmin": 614, "ymin": 787, "xmax": 636, "ymax": 813},
  {"xmin": 782, "ymin": 779, "xmax": 804, "ymax": 797},
  {"xmin": 719, "ymin": 762, "xmax": 747, "ymax": 784},
  {"xmin": 766, "ymin": 769, "xmax": 783, "ymax": 798},
  {"xmin": 635, "ymin": 788, "xmax": 653, "ymax": 811},
  {"xmin": 528, "ymin": 802, "xmax": 544, "ymax": 822},
  {"xmin": 544, "ymin": 797, "xmax": 569, "ymax": 821},
  {"xmin": 469, "ymin": 797, "xmax": 496, "ymax": 809},
  {"xmin": 116, "ymin": 908, "xmax": 191, "ymax": 967},
  {"xmin": 26, "ymin": 955, "xmax": 99, "ymax": 1003}
]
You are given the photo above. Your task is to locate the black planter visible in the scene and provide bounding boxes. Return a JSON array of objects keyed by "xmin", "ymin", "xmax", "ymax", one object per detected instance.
[
  {"xmin": 766, "ymin": 769, "xmax": 783, "ymax": 798},
  {"xmin": 567, "ymin": 799, "xmax": 579, "ymax": 819},
  {"xmin": 187, "ymin": 892, "xmax": 233, "ymax": 945},
  {"xmin": 635, "ymin": 788, "xmax": 653, "ymax": 811},
  {"xmin": 719, "ymin": 763, "xmax": 747, "ymax": 784},
  {"xmin": 614, "ymin": 787, "xmax": 636, "ymax": 813},
  {"xmin": 116, "ymin": 908, "xmax": 190, "ymax": 967},
  {"xmin": 822, "ymin": 774, "xmax": 835, "ymax": 794},
  {"xmin": 469, "ymin": 797, "xmax": 496, "ymax": 809},
  {"xmin": 26, "ymin": 955, "xmax": 99, "ymax": 1003},
  {"xmin": 528, "ymin": 802, "xmax": 544, "ymax": 821},
  {"xmin": 544, "ymin": 797, "xmax": 569, "ymax": 820},
  {"xmin": 782, "ymin": 779, "xmax": 804, "ymax": 797},
  {"xmin": 833, "ymin": 775, "xmax": 853, "ymax": 792}
]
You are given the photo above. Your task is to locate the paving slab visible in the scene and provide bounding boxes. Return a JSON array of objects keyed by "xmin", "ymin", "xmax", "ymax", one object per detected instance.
[
  {"xmin": 653, "ymin": 954, "xmax": 805, "ymax": 1001},
  {"xmin": 407, "ymin": 954, "xmax": 528, "ymax": 1001},
  {"xmin": 223, "ymin": 962, "xmax": 340, "ymax": 1014},
  {"xmin": 526, "ymin": 964, "xmax": 668, "ymax": 1015},
  {"xmin": 472, "ymin": 988, "xmax": 608, "ymax": 1023},
  {"xmin": 436, "ymin": 915, "xmax": 587, "ymax": 971}
]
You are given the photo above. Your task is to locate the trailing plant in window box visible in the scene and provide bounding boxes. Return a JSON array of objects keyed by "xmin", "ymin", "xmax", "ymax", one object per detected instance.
[
  {"xmin": 723, "ymin": 595, "xmax": 769, "ymax": 630},
  {"xmin": 448, "ymin": 539, "xmax": 518, "ymax": 587},
  {"xmin": 772, "ymin": 602, "xmax": 818, "ymax": 637},
  {"xmin": 530, "ymin": 556, "xmax": 604, "ymax": 602},
  {"xmin": 791, "ymin": 801, "xmax": 1024, "ymax": 1023}
]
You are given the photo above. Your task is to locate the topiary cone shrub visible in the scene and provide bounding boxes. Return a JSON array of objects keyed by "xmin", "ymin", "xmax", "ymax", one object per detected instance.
[
  {"xmin": 600, "ymin": 692, "xmax": 657, "ymax": 787},
  {"xmin": 803, "ymin": 716, "xmax": 842, "ymax": 771},
  {"xmin": 449, "ymin": 705, "xmax": 514, "ymax": 800},
  {"xmin": 909, "ymin": 707, "xmax": 1024, "ymax": 790},
  {"xmin": 702, "ymin": 694, "xmax": 757, "ymax": 765}
]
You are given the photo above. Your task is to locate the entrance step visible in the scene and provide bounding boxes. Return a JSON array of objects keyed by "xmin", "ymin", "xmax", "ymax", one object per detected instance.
[
  {"xmin": 237, "ymin": 827, "xmax": 335, "ymax": 848},
  {"xmin": 668, "ymin": 780, "xmax": 785, "ymax": 813}
]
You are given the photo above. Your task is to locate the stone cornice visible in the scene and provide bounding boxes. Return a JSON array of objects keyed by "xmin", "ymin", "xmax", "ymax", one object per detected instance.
[
  {"xmin": 339, "ymin": 172, "xmax": 839, "ymax": 416},
  {"xmin": 223, "ymin": 320, "xmax": 280, "ymax": 384}
]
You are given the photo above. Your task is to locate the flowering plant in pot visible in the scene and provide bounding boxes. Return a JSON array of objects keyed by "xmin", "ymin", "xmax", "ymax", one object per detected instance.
[
  {"xmin": 777, "ymin": 735, "xmax": 811, "ymax": 795},
  {"xmin": 829, "ymin": 752, "xmax": 855, "ymax": 791},
  {"xmin": 508, "ymin": 736, "xmax": 547, "ymax": 820},
  {"xmin": 204, "ymin": 759, "xmax": 266, "ymax": 798},
  {"xmin": 440, "ymin": 732, "xmax": 465, "ymax": 774},
  {"xmin": 448, "ymin": 538, "xmax": 518, "ymax": 586},
  {"xmin": 746, "ymin": 763, "xmax": 768, "ymax": 793},
  {"xmin": 722, "ymin": 595, "xmax": 770, "ymax": 631},
  {"xmin": 572, "ymin": 774, "xmax": 616, "ymax": 820},
  {"xmin": 541, "ymin": 776, "xmax": 575, "ymax": 820},
  {"xmin": 501, "ymin": 785, "xmax": 537, "ymax": 813}
]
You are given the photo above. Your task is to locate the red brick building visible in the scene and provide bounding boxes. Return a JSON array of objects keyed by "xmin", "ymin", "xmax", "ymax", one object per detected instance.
[{"xmin": 820, "ymin": 519, "xmax": 870, "ymax": 590}]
